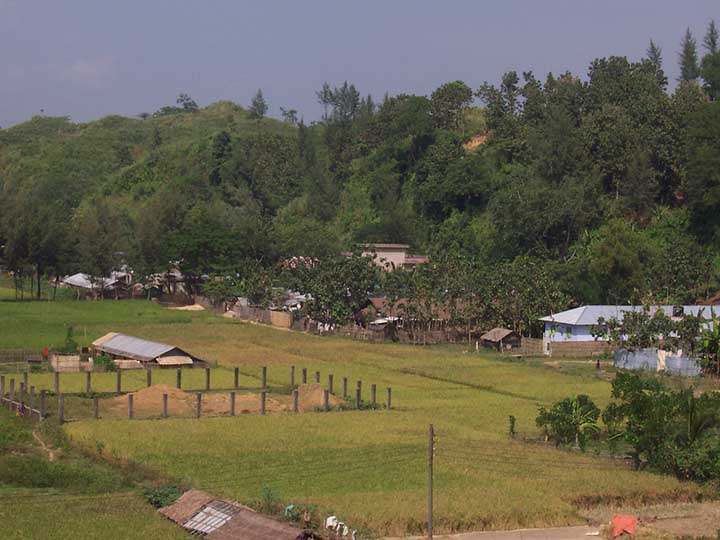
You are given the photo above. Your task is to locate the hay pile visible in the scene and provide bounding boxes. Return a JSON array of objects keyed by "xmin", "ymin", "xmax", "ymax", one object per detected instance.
[{"xmin": 102, "ymin": 383, "xmax": 342, "ymax": 418}]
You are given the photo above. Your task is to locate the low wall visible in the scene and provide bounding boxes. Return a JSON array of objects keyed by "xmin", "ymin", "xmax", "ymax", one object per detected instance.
[
  {"xmin": 614, "ymin": 348, "xmax": 702, "ymax": 377},
  {"xmin": 50, "ymin": 354, "xmax": 89, "ymax": 373}
]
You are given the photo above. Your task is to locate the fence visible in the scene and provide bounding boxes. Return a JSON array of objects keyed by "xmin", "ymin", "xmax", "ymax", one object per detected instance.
[
  {"xmin": 614, "ymin": 348, "xmax": 702, "ymax": 377},
  {"xmin": 0, "ymin": 366, "xmax": 393, "ymax": 424},
  {"xmin": 0, "ymin": 349, "xmax": 44, "ymax": 374}
]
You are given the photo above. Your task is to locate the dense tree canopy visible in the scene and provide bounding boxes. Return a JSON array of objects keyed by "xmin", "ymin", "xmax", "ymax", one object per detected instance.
[{"xmin": 2, "ymin": 23, "xmax": 720, "ymax": 328}]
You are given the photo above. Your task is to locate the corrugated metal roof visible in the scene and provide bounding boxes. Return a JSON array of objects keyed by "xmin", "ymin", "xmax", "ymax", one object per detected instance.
[
  {"xmin": 94, "ymin": 334, "xmax": 177, "ymax": 362},
  {"xmin": 184, "ymin": 501, "xmax": 240, "ymax": 535},
  {"xmin": 540, "ymin": 305, "xmax": 713, "ymax": 326}
]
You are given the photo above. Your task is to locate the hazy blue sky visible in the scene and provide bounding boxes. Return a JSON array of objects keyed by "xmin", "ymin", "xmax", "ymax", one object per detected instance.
[{"xmin": 2, "ymin": 1, "xmax": 719, "ymax": 127}]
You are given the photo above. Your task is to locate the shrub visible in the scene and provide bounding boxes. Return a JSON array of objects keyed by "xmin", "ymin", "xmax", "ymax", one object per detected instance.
[
  {"xmin": 93, "ymin": 354, "xmax": 116, "ymax": 372},
  {"xmin": 536, "ymin": 394, "xmax": 600, "ymax": 450},
  {"xmin": 142, "ymin": 485, "xmax": 183, "ymax": 508}
]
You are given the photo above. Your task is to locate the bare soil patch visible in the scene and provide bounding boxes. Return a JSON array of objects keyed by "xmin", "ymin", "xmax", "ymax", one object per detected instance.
[{"xmin": 102, "ymin": 383, "xmax": 342, "ymax": 418}]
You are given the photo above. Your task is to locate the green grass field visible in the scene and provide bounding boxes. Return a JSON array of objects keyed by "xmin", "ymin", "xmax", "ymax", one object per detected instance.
[
  {"xmin": 0, "ymin": 300, "xmax": 707, "ymax": 536},
  {"xmin": 0, "ymin": 407, "xmax": 191, "ymax": 540}
]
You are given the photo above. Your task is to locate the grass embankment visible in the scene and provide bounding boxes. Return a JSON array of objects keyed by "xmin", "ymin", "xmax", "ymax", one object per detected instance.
[{"xmin": 0, "ymin": 408, "xmax": 190, "ymax": 540}]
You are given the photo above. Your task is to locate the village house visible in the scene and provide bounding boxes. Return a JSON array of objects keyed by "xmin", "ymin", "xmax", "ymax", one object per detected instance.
[
  {"xmin": 539, "ymin": 305, "xmax": 713, "ymax": 357},
  {"xmin": 360, "ymin": 243, "xmax": 428, "ymax": 271}
]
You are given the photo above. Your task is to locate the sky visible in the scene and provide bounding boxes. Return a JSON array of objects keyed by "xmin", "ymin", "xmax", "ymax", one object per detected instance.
[{"xmin": 1, "ymin": 0, "xmax": 719, "ymax": 127}]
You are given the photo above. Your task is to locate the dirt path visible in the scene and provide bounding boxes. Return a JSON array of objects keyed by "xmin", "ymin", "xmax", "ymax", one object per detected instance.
[
  {"xmin": 32, "ymin": 427, "xmax": 57, "ymax": 461},
  {"xmin": 385, "ymin": 525, "xmax": 597, "ymax": 540}
]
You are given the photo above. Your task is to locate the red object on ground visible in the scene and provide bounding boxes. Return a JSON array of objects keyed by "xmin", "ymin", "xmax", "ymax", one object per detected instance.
[
  {"xmin": 43, "ymin": 347, "xmax": 49, "ymax": 358},
  {"xmin": 612, "ymin": 515, "xmax": 638, "ymax": 537}
]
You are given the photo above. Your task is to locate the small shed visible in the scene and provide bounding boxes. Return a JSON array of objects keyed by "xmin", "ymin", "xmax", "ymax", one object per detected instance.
[
  {"xmin": 480, "ymin": 328, "xmax": 520, "ymax": 351},
  {"xmin": 92, "ymin": 333, "xmax": 208, "ymax": 369},
  {"xmin": 160, "ymin": 490, "xmax": 318, "ymax": 540}
]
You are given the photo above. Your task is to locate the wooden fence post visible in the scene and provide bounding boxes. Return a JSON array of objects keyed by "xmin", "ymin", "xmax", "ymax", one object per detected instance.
[
  {"xmin": 58, "ymin": 394, "xmax": 64, "ymax": 424},
  {"xmin": 146, "ymin": 368, "xmax": 152, "ymax": 387},
  {"xmin": 315, "ymin": 371, "xmax": 320, "ymax": 384},
  {"xmin": 162, "ymin": 393, "xmax": 168, "ymax": 418},
  {"xmin": 230, "ymin": 391, "xmax": 236, "ymax": 417},
  {"xmin": 29, "ymin": 386, "xmax": 35, "ymax": 413},
  {"xmin": 290, "ymin": 366, "xmax": 295, "ymax": 387},
  {"xmin": 323, "ymin": 389, "xmax": 329, "ymax": 412},
  {"xmin": 86, "ymin": 371, "xmax": 92, "ymax": 394},
  {"xmin": 234, "ymin": 367, "xmax": 239, "ymax": 389},
  {"xmin": 387, "ymin": 387, "xmax": 392, "ymax": 409},
  {"xmin": 54, "ymin": 371, "xmax": 60, "ymax": 394},
  {"xmin": 9, "ymin": 378, "xmax": 14, "ymax": 403},
  {"xmin": 302, "ymin": 368, "xmax": 307, "ymax": 384},
  {"xmin": 128, "ymin": 394, "xmax": 134, "ymax": 419},
  {"xmin": 293, "ymin": 389, "xmax": 299, "ymax": 413},
  {"xmin": 371, "ymin": 384, "xmax": 377, "ymax": 406},
  {"xmin": 343, "ymin": 377, "xmax": 348, "ymax": 399},
  {"xmin": 328, "ymin": 374, "xmax": 334, "ymax": 394},
  {"xmin": 19, "ymin": 382, "xmax": 25, "ymax": 413},
  {"xmin": 262, "ymin": 366, "xmax": 267, "ymax": 388},
  {"xmin": 205, "ymin": 368, "xmax": 211, "ymax": 391},
  {"xmin": 22, "ymin": 370, "xmax": 28, "ymax": 391},
  {"xmin": 196, "ymin": 393, "xmax": 202, "ymax": 418},
  {"xmin": 40, "ymin": 390, "xmax": 46, "ymax": 419},
  {"xmin": 261, "ymin": 391, "xmax": 266, "ymax": 415},
  {"xmin": 93, "ymin": 396, "xmax": 99, "ymax": 419},
  {"xmin": 0, "ymin": 375, "xmax": 4, "ymax": 399},
  {"xmin": 356, "ymin": 385, "xmax": 361, "ymax": 409},
  {"xmin": 116, "ymin": 370, "xmax": 122, "ymax": 394},
  {"xmin": 176, "ymin": 368, "xmax": 182, "ymax": 389}
]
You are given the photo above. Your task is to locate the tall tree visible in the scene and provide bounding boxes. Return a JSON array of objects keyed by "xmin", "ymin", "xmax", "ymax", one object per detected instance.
[
  {"xmin": 678, "ymin": 28, "xmax": 700, "ymax": 81},
  {"xmin": 701, "ymin": 21, "xmax": 720, "ymax": 100},
  {"xmin": 646, "ymin": 39, "xmax": 667, "ymax": 86},
  {"xmin": 704, "ymin": 20, "xmax": 719, "ymax": 54},
  {"xmin": 248, "ymin": 89, "xmax": 268, "ymax": 119},
  {"xmin": 647, "ymin": 39, "xmax": 663, "ymax": 68},
  {"xmin": 430, "ymin": 80, "xmax": 473, "ymax": 131}
]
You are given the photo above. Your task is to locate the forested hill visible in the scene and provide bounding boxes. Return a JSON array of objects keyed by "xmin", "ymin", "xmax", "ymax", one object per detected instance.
[{"xmin": 2, "ymin": 31, "xmax": 720, "ymax": 307}]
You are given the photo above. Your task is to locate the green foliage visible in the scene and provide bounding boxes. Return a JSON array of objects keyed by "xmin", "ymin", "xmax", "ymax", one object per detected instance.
[
  {"xmin": 93, "ymin": 354, "xmax": 117, "ymax": 372},
  {"xmin": 288, "ymin": 252, "xmax": 380, "ymax": 324},
  {"xmin": 58, "ymin": 325, "xmax": 79, "ymax": 354},
  {"xmin": 249, "ymin": 89, "xmax": 268, "ymax": 119},
  {"xmin": 603, "ymin": 373, "xmax": 720, "ymax": 479},
  {"xmin": 142, "ymin": 485, "xmax": 183, "ymax": 508},
  {"xmin": 679, "ymin": 28, "xmax": 700, "ymax": 81},
  {"xmin": 536, "ymin": 395, "xmax": 600, "ymax": 450},
  {"xmin": 3, "ymin": 29, "xmax": 720, "ymax": 317}
]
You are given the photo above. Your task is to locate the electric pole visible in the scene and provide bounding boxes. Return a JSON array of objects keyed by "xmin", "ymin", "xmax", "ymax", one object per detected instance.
[{"xmin": 428, "ymin": 423, "xmax": 434, "ymax": 539}]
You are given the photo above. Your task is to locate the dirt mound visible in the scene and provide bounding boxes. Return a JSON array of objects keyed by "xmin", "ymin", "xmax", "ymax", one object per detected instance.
[
  {"xmin": 273, "ymin": 383, "xmax": 343, "ymax": 412},
  {"xmin": 103, "ymin": 384, "xmax": 291, "ymax": 417},
  {"xmin": 104, "ymin": 384, "xmax": 195, "ymax": 417}
]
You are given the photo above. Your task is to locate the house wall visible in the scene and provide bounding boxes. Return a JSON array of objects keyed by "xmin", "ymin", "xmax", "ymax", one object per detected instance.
[
  {"xmin": 363, "ymin": 248, "xmax": 407, "ymax": 270},
  {"xmin": 543, "ymin": 322, "xmax": 604, "ymax": 342}
]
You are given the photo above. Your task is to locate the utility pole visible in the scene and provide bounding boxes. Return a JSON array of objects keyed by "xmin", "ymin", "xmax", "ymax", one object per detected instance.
[{"xmin": 428, "ymin": 423, "xmax": 434, "ymax": 540}]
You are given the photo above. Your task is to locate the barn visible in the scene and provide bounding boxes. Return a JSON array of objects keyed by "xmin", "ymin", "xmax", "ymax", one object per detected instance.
[{"xmin": 92, "ymin": 333, "xmax": 208, "ymax": 369}]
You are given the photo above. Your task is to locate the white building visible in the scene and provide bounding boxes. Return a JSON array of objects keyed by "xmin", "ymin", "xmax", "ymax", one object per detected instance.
[{"xmin": 539, "ymin": 305, "xmax": 713, "ymax": 356}]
